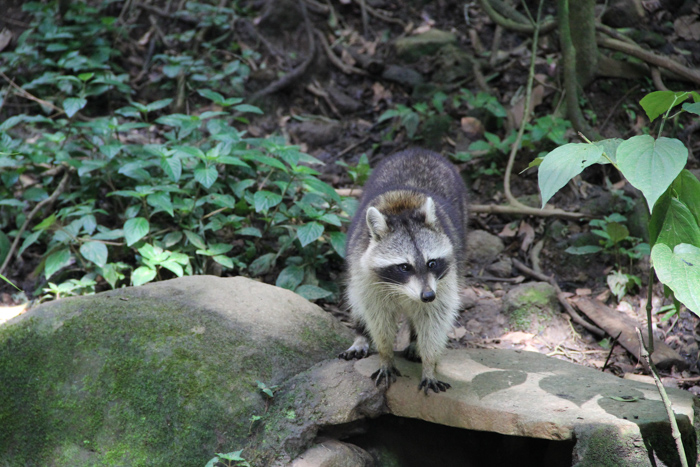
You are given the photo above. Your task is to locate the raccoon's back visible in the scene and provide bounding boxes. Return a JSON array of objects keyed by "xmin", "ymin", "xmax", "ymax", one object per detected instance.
[{"xmin": 362, "ymin": 148, "xmax": 466, "ymax": 203}]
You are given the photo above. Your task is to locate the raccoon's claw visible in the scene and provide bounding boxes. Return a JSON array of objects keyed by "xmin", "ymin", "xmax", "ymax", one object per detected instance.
[
  {"xmin": 371, "ymin": 366, "xmax": 401, "ymax": 388},
  {"xmin": 338, "ymin": 347, "xmax": 369, "ymax": 360},
  {"xmin": 418, "ymin": 378, "xmax": 451, "ymax": 395},
  {"xmin": 402, "ymin": 342, "xmax": 422, "ymax": 362}
]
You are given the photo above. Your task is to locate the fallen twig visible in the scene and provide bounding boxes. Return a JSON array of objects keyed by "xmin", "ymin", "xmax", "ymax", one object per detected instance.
[{"xmin": 315, "ymin": 31, "xmax": 368, "ymax": 76}]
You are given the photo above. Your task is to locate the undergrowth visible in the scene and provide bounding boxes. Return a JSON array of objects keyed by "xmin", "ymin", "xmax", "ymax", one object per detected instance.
[{"xmin": 0, "ymin": 0, "xmax": 354, "ymax": 301}]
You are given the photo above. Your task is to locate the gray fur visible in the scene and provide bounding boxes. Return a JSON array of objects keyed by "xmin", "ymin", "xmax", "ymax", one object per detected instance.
[{"xmin": 340, "ymin": 148, "xmax": 469, "ymax": 394}]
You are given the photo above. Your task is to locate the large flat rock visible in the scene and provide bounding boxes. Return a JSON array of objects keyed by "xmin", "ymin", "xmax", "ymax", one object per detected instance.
[{"xmin": 354, "ymin": 348, "xmax": 698, "ymax": 465}]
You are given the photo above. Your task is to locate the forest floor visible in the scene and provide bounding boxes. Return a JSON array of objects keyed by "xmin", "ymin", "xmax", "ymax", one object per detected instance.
[{"xmin": 3, "ymin": 0, "xmax": 700, "ymax": 393}]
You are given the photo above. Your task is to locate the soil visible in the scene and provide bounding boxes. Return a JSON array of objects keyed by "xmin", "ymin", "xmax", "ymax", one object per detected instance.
[{"xmin": 2, "ymin": 1, "xmax": 700, "ymax": 393}]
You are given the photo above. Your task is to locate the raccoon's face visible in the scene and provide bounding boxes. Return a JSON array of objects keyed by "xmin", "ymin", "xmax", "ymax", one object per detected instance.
[{"xmin": 362, "ymin": 200, "xmax": 454, "ymax": 303}]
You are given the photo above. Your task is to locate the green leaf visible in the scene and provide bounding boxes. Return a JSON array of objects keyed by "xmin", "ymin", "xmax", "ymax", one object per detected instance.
[
  {"xmin": 295, "ymin": 284, "xmax": 333, "ymax": 301},
  {"xmin": 655, "ymin": 199, "xmax": 700, "ymax": 249},
  {"xmin": 607, "ymin": 270, "xmax": 629, "ymax": 301},
  {"xmin": 197, "ymin": 88, "xmax": 224, "ymax": 104},
  {"xmin": 145, "ymin": 98, "xmax": 173, "ymax": 112},
  {"xmin": 236, "ymin": 227, "xmax": 262, "ymax": 237},
  {"xmin": 651, "ymin": 243, "xmax": 700, "ymax": 316},
  {"xmin": 248, "ymin": 253, "xmax": 276, "ymax": 276},
  {"xmin": 80, "ymin": 241, "xmax": 108, "ymax": 267},
  {"xmin": 303, "ymin": 177, "xmax": 340, "ymax": 203},
  {"xmin": 538, "ymin": 143, "xmax": 604, "ymax": 207},
  {"xmin": 639, "ymin": 91, "xmax": 690, "ymax": 122},
  {"xmin": 329, "ymin": 231, "xmax": 346, "ymax": 258},
  {"xmin": 63, "ymin": 97, "xmax": 87, "ymax": 118},
  {"xmin": 18, "ymin": 230, "xmax": 42, "ymax": 257},
  {"xmin": 253, "ymin": 191, "xmax": 283, "ymax": 213},
  {"xmin": 34, "ymin": 213, "xmax": 57, "ymax": 231},
  {"xmin": 296, "ymin": 222, "xmax": 324, "ymax": 247},
  {"xmin": 184, "ymin": 230, "xmax": 207, "ymax": 249},
  {"xmin": 194, "ymin": 166, "xmax": 218, "ymax": 188},
  {"xmin": 276, "ymin": 265, "xmax": 304, "ymax": 290},
  {"xmin": 682, "ymin": 102, "xmax": 700, "ymax": 117},
  {"xmin": 565, "ymin": 245, "xmax": 603, "ymax": 255},
  {"xmin": 670, "ymin": 170, "xmax": 700, "ymax": 225},
  {"xmin": 212, "ymin": 255, "xmax": 234, "ymax": 269},
  {"xmin": 593, "ymin": 138, "xmax": 623, "ymax": 165},
  {"xmin": 233, "ymin": 104, "xmax": 263, "ymax": 114},
  {"xmin": 124, "ymin": 217, "xmax": 149, "ymax": 246},
  {"xmin": 131, "ymin": 266, "xmax": 157, "ymax": 286},
  {"xmin": 160, "ymin": 156, "xmax": 182, "ymax": 182},
  {"xmin": 617, "ymin": 135, "xmax": 687, "ymax": 213},
  {"xmin": 605, "ymin": 222, "xmax": 629, "ymax": 245},
  {"xmin": 160, "ymin": 259, "xmax": 184, "ymax": 277},
  {"xmin": 45, "ymin": 248, "xmax": 72, "ymax": 279},
  {"xmin": 147, "ymin": 192, "xmax": 174, "ymax": 217}
]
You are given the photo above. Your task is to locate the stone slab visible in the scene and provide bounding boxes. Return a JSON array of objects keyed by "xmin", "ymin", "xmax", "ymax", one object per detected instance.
[{"xmin": 354, "ymin": 348, "xmax": 695, "ymax": 442}]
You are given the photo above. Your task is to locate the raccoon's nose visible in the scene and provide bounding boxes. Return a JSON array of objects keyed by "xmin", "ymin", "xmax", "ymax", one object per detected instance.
[{"xmin": 421, "ymin": 289, "xmax": 436, "ymax": 302}]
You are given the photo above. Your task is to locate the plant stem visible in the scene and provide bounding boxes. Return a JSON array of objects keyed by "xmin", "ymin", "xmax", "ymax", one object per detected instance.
[
  {"xmin": 635, "ymin": 328, "xmax": 688, "ymax": 467},
  {"xmin": 646, "ymin": 266, "xmax": 654, "ymax": 354}
]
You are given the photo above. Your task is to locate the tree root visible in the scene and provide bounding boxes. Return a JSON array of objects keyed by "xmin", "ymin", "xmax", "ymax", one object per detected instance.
[
  {"xmin": 249, "ymin": 1, "xmax": 316, "ymax": 101},
  {"xmin": 597, "ymin": 36, "xmax": 700, "ymax": 86}
]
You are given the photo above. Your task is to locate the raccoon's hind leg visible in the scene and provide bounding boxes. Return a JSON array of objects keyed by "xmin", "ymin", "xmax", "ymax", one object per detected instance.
[{"xmin": 339, "ymin": 321, "xmax": 371, "ymax": 360}]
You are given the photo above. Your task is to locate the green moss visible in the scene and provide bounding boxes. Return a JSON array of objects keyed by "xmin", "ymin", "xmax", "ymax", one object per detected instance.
[
  {"xmin": 0, "ymin": 295, "xmax": 321, "ymax": 466},
  {"xmin": 506, "ymin": 284, "xmax": 556, "ymax": 332}
]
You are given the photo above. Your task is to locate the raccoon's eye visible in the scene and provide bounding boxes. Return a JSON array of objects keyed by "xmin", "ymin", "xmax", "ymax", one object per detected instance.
[
  {"xmin": 397, "ymin": 263, "xmax": 411, "ymax": 273},
  {"xmin": 427, "ymin": 260, "xmax": 437, "ymax": 269}
]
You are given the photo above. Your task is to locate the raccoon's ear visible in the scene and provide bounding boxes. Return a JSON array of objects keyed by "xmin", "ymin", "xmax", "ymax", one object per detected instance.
[
  {"xmin": 366, "ymin": 207, "xmax": 389, "ymax": 239},
  {"xmin": 422, "ymin": 197, "xmax": 437, "ymax": 227}
]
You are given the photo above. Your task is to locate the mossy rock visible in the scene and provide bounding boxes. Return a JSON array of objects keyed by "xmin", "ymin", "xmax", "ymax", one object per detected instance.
[
  {"xmin": 393, "ymin": 29, "xmax": 457, "ymax": 63},
  {"xmin": 0, "ymin": 276, "xmax": 353, "ymax": 466},
  {"xmin": 502, "ymin": 282, "xmax": 558, "ymax": 332}
]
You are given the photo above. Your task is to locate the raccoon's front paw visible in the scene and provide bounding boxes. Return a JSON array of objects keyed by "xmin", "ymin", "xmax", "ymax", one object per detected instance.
[
  {"xmin": 371, "ymin": 365, "xmax": 401, "ymax": 388},
  {"xmin": 418, "ymin": 378, "xmax": 451, "ymax": 395},
  {"xmin": 338, "ymin": 344, "xmax": 370, "ymax": 360},
  {"xmin": 402, "ymin": 342, "xmax": 421, "ymax": 362}
]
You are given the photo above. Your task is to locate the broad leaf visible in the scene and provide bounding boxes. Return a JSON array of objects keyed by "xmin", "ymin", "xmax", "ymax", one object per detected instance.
[
  {"xmin": 248, "ymin": 253, "xmax": 276, "ymax": 276},
  {"xmin": 639, "ymin": 91, "xmax": 690, "ymax": 122},
  {"xmin": 617, "ymin": 135, "xmax": 687, "ymax": 213},
  {"xmin": 276, "ymin": 265, "xmax": 304, "ymax": 290},
  {"xmin": 131, "ymin": 266, "xmax": 156, "ymax": 286},
  {"xmin": 651, "ymin": 243, "xmax": 700, "ymax": 316},
  {"xmin": 124, "ymin": 217, "xmax": 149, "ymax": 246},
  {"xmin": 538, "ymin": 143, "xmax": 604, "ymax": 207},
  {"xmin": 296, "ymin": 222, "xmax": 324, "ymax": 247},
  {"xmin": 295, "ymin": 284, "xmax": 333, "ymax": 301},
  {"xmin": 80, "ymin": 241, "xmax": 108, "ymax": 267},
  {"xmin": 253, "ymin": 191, "xmax": 283, "ymax": 213},
  {"xmin": 655, "ymin": 199, "xmax": 700, "ymax": 249},
  {"xmin": 63, "ymin": 97, "xmax": 87, "ymax": 118},
  {"xmin": 45, "ymin": 248, "xmax": 72, "ymax": 279},
  {"xmin": 194, "ymin": 166, "xmax": 218, "ymax": 188},
  {"xmin": 328, "ymin": 231, "xmax": 346, "ymax": 258},
  {"xmin": 147, "ymin": 192, "xmax": 174, "ymax": 217},
  {"xmin": 160, "ymin": 156, "xmax": 182, "ymax": 182},
  {"xmin": 565, "ymin": 245, "xmax": 603, "ymax": 255}
]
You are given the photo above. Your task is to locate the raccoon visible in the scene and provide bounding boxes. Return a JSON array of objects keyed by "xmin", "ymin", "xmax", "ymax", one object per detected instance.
[{"xmin": 339, "ymin": 148, "xmax": 469, "ymax": 394}]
